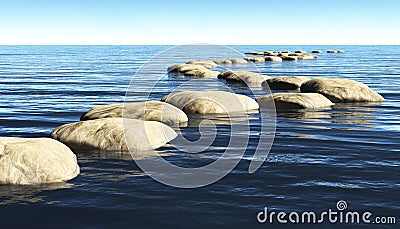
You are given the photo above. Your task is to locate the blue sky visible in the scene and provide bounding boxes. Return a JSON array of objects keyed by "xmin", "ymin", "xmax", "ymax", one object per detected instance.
[{"xmin": 0, "ymin": 0, "xmax": 399, "ymax": 45}]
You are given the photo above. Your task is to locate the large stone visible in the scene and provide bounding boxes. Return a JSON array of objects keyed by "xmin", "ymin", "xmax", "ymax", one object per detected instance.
[
  {"xmin": 161, "ymin": 91, "xmax": 259, "ymax": 114},
  {"xmin": 0, "ymin": 137, "xmax": 79, "ymax": 185},
  {"xmin": 218, "ymin": 70, "xmax": 270, "ymax": 86},
  {"xmin": 301, "ymin": 78, "xmax": 384, "ymax": 102},
  {"xmin": 257, "ymin": 93, "xmax": 334, "ymax": 109},
  {"xmin": 51, "ymin": 118, "xmax": 177, "ymax": 152},
  {"xmin": 263, "ymin": 76, "xmax": 311, "ymax": 90},
  {"xmin": 264, "ymin": 56, "xmax": 282, "ymax": 62},
  {"xmin": 80, "ymin": 101, "xmax": 188, "ymax": 126},
  {"xmin": 168, "ymin": 64, "xmax": 219, "ymax": 78},
  {"xmin": 186, "ymin": 60, "xmax": 217, "ymax": 69},
  {"xmin": 244, "ymin": 56, "xmax": 265, "ymax": 62}
]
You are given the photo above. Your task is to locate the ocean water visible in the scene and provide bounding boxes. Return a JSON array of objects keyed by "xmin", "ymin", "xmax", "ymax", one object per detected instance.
[{"xmin": 0, "ymin": 45, "xmax": 399, "ymax": 228}]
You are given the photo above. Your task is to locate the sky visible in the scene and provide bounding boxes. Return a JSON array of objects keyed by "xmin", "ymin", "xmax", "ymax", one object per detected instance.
[{"xmin": 0, "ymin": 0, "xmax": 399, "ymax": 45}]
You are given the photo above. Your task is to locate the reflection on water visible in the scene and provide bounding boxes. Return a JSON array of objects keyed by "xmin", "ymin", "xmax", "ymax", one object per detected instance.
[
  {"xmin": 0, "ymin": 183, "xmax": 74, "ymax": 205},
  {"xmin": 268, "ymin": 102, "xmax": 381, "ymax": 128}
]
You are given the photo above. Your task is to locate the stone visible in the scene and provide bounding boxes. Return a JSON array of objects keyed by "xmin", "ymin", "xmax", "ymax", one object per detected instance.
[
  {"xmin": 264, "ymin": 56, "xmax": 283, "ymax": 62},
  {"xmin": 0, "ymin": 137, "xmax": 79, "ymax": 185},
  {"xmin": 245, "ymin": 51, "xmax": 264, "ymax": 55},
  {"xmin": 312, "ymin": 50, "xmax": 323, "ymax": 53},
  {"xmin": 327, "ymin": 50, "xmax": 338, "ymax": 53},
  {"xmin": 161, "ymin": 91, "xmax": 259, "ymax": 114},
  {"xmin": 244, "ymin": 56, "xmax": 265, "ymax": 62},
  {"xmin": 263, "ymin": 76, "xmax": 311, "ymax": 90},
  {"xmin": 218, "ymin": 70, "xmax": 270, "ymax": 86},
  {"xmin": 297, "ymin": 54, "xmax": 318, "ymax": 60},
  {"xmin": 80, "ymin": 101, "xmax": 188, "ymax": 126},
  {"xmin": 214, "ymin": 59, "xmax": 232, "ymax": 65},
  {"xmin": 257, "ymin": 93, "xmax": 334, "ymax": 109},
  {"xmin": 51, "ymin": 118, "xmax": 177, "ymax": 152},
  {"xmin": 186, "ymin": 60, "xmax": 217, "ymax": 69},
  {"xmin": 213, "ymin": 58, "xmax": 247, "ymax": 65},
  {"xmin": 228, "ymin": 58, "xmax": 248, "ymax": 64},
  {"xmin": 281, "ymin": 56, "xmax": 298, "ymax": 61},
  {"xmin": 169, "ymin": 64, "xmax": 219, "ymax": 78},
  {"xmin": 294, "ymin": 50, "xmax": 306, "ymax": 54},
  {"xmin": 167, "ymin": 64, "xmax": 182, "ymax": 72},
  {"xmin": 300, "ymin": 78, "xmax": 384, "ymax": 102}
]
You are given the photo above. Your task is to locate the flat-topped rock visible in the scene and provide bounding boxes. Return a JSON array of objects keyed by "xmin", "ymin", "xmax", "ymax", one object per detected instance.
[
  {"xmin": 168, "ymin": 64, "xmax": 219, "ymax": 78},
  {"xmin": 300, "ymin": 78, "xmax": 384, "ymax": 102},
  {"xmin": 244, "ymin": 56, "xmax": 265, "ymax": 62},
  {"xmin": 263, "ymin": 76, "xmax": 311, "ymax": 90},
  {"xmin": 312, "ymin": 50, "xmax": 323, "ymax": 53},
  {"xmin": 218, "ymin": 70, "xmax": 270, "ymax": 86},
  {"xmin": 264, "ymin": 56, "xmax": 282, "ymax": 62},
  {"xmin": 0, "ymin": 137, "xmax": 79, "ymax": 185},
  {"xmin": 298, "ymin": 54, "xmax": 318, "ymax": 60},
  {"xmin": 281, "ymin": 56, "xmax": 298, "ymax": 61},
  {"xmin": 51, "ymin": 118, "xmax": 177, "ymax": 152},
  {"xmin": 186, "ymin": 60, "xmax": 217, "ymax": 69},
  {"xmin": 245, "ymin": 51, "xmax": 264, "ymax": 55},
  {"xmin": 161, "ymin": 90, "xmax": 259, "ymax": 114},
  {"xmin": 81, "ymin": 101, "xmax": 188, "ymax": 126},
  {"xmin": 214, "ymin": 58, "xmax": 248, "ymax": 65},
  {"xmin": 257, "ymin": 93, "xmax": 334, "ymax": 109}
]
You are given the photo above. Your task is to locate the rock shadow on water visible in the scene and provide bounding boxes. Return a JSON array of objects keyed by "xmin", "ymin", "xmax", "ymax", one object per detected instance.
[{"xmin": 261, "ymin": 101, "xmax": 382, "ymax": 127}]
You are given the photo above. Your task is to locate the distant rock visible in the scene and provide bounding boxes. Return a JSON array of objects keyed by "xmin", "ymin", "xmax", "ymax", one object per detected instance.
[
  {"xmin": 257, "ymin": 93, "xmax": 334, "ymax": 109},
  {"xmin": 228, "ymin": 58, "xmax": 248, "ymax": 64},
  {"xmin": 312, "ymin": 50, "xmax": 323, "ymax": 53},
  {"xmin": 327, "ymin": 50, "xmax": 338, "ymax": 53},
  {"xmin": 51, "ymin": 118, "xmax": 177, "ymax": 152},
  {"xmin": 264, "ymin": 56, "xmax": 283, "ymax": 62},
  {"xmin": 294, "ymin": 50, "xmax": 306, "ymax": 54},
  {"xmin": 168, "ymin": 64, "xmax": 219, "ymax": 78},
  {"xmin": 281, "ymin": 56, "xmax": 298, "ymax": 61},
  {"xmin": 300, "ymin": 78, "xmax": 384, "ymax": 102},
  {"xmin": 244, "ymin": 56, "xmax": 265, "ymax": 62},
  {"xmin": 297, "ymin": 54, "xmax": 318, "ymax": 60},
  {"xmin": 263, "ymin": 76, "xmax": 311, "ymax": 90},
  {"xmin": 81, "ymin": 101, "xmax": 188, "ymax": 126},
  {"xmin": 167, "ymin": 64, "xmax": 182, "ymax": 72},
  {"xmin": 245, "ymin": 51, "xmax": 264, "ymax": 55},
  {"xmin": 265, "ymin": 52, "xmax": 280, "ymax": 56},
  {"xmin": 218, "ymin": 70, "xmax": 270, "ymax": 86},
  {"xmin": 186, "ymin": 60, "xmax": 217, "ymax": 69},
  {"xmin": 161, "ymin": 91, "xmax": 259, "ymax": 114},
  {"xmin": 0, "ymin": 137, "xmax": 79, "ymax": 185},
  {"xmin": 214, "ymin": 58, "xmax": 247, "ymax": 65},
  {"xmin": 214, "ymin": 59, "xmax": 231, "ymax": 65}
]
